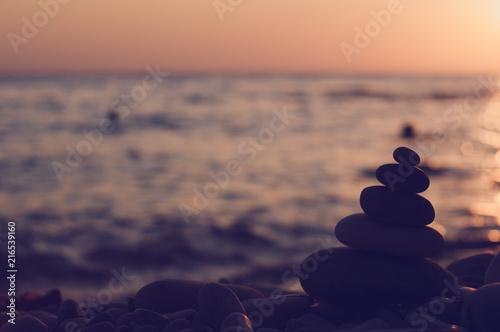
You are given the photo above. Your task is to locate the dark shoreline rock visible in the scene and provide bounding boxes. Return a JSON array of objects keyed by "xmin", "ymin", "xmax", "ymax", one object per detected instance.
[{"xmin": 299, "ymin": 247, "xmax": 455, "ymax": 308}]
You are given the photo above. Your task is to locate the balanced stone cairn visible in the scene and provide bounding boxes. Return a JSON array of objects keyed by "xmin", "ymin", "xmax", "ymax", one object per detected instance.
[{"xmin": 299, "ymin": 147, "xmax": 456, "ymax": 323}]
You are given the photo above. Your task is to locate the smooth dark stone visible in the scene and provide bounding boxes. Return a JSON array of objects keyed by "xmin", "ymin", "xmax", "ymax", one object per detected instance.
[
  {"xmin": 284, "ymin": 318, "xmax": 303, "ymax": 332},
  {"xmin": 393, "ymin": 147, "xmax": 420, "ymax": 166},
  {"xmin": 132, "ymin": 325, "xmax": 159, "ymax": 332},
  {"xmin": 117, "ymin": 326, "xmax": 133, "ymax": 332},
  {"xmin": 60, "ymin": 318, "xmax": 86, "ymax": 330},
  {"xmin": 191, "ymin": 326, "xmax": 213, "ymax": 332},
  {"xmin": 242, "ymin": 295, "xmax": 313, "ymax": 329},
  {"xmin": 220, "ymin": 313, "xmax": 253, "ymax": 332},
  {"xmin": 221, "ymin": 327, "xmax": 251, "ymax": 332},
  {"xmin": 105, "ymin": 308, "xmax": 128, "ymax": 324},
  {"xmin": 57, "ymin": 299, "xmax": 84, "ymax": 324},
  {"xmin": 335, "ymin": 213, "xmax": 444, "ymax": 258},
  {"xmin": 376, "ymin": 164, "xmax": 429, "ymax": 193},
  {"xmin": 446, "ymin": 253, "xmax": 494, "ymax": 280},
  {"xmin": 462, "ymin": 282, "xmax": 500, "ymax": 332},
  {"xmin": 297, "ymin": 314, "xmax": 337, "ymax": 332},
  {"xmin": 86, "ymin": 312, "xmax": 113, "ymax": 326},
  {"xmin": 164, "ymin": 309, "xmax": 196, "ymax": 322},
  {"xmin": 299, "ymin": 247, "xmax": 455, "ymax": 307},
  {"xmin": 133, "ymin": 309, "xmax": 170, "ymax": 331},
  {"xmin": 81, "ymin": 321, "xmax": 114, "ymax": 332},
  {"xmin": 292, "ymin": 328, "xmax": 321, "ymax": 332},
  {"xmin": 116, "ymin": 312, "xmax": 135, "ymax": 329},
  {"xmin": 162, "ymin": 318, "xmax": 192, "ymax": 332},
  {"xmin": 198, "ymin": 283, "xmax": 246, "ymax": 330},
  {"xmin": 458, "ymin": 274, "xmax": 484, "ymax": 289},
  {"xmin": 360, "ymin": 186, "xmax": 435, "ymax": 226},
  {"xmin": 135, "ymin": 280, "xmax": 264, "ymax": 313},
  {"xmin": 0, "ymin": 315, "xmax": 48, "ymax": 332}
]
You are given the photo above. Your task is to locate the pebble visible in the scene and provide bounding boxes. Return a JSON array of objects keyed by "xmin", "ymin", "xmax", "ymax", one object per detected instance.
[
  {"xmin": 220, "ymin": 312, "xmax": 253, "ymax": 332},
  {"xmin": 375, "ymin": 163, "xmax": 429, "ymax": 193},
  {"xmin": 81, "ymin": 321, "xmax": 115, "ymax": 332},
  {"xmin": 57, "ymin": 299, "xmax": 84, "ymax": 324},
  {"xmin": 133, "ymin": 309, "xmax": 171, "ymax": 331},
  {"xmin": 360, "ymin": 186, "xmax": 435, "ymax": 226},
  {"xmin": 284, "ymin": 318, "xmax": 303, "ymax": 332},
  {"xmin": 292, "ymin": 328, "xmax": 321, "ymax": 332},
  {"xmin": 197, "ymin": 283, "xmax": 246, "ymax": 330},
  {"xmin": 105, "ymin": 308, "xmax": 128, "ymax": 324},
  {"xmin": 484, "ymin": 250, "xmax": 500, "ymax": 284},
  {"xmin": 191, "ymin": 326, "xmax": 214, "ymax": 332},
  {"xmin": 135, "ymin": 279, "xmax": 263, "ymax": 313},
  {"xmin": 446, "ymin": 252, "xmax": 494, "ymax": 281},
  {"xmin": 0, "ymin": 315, "xmax": 48, "ymax": 332},
  {"xmin": 221, "ymin": 327, "xmax": 252, "ymax": 332},
  {"xmin": 162, "ymin": 318, "xmax": 193, "ymax": 332},
  {"xmin": 242, "ymin": 295, "xmax": 313, "ymax": 329},
  {"xmin": 349, "ymin": 318, "xmax": 389, "ymax": 331},
  {"xmin": 132, "ymin": 325, "xmax": 159, "ymax": 332},
  {"xmin": 116, "ymin": 313, "xmax": 136, "ymax": 329},
  {"xmin": 299, "ymin": 247, "xmax": 455, "ymax": 307},
  {"xmin": 335, "ymin": 213, "xmax": 444, "ymax": 258},
  {"xmin": 117, "ymin": 326, "xmax": 133, "ymax": 332},
  {"xmin": 393, "ymin": 146, "xmax": 420, "ymax": 166},
  {"xmin": 462, "ymin": 282, "xmax": 500, "ymax": 332},
  {"xmin": 298, "ymin": 314, "xmax": 337, "ymax": 332},
  {"xmin": 164, "ymin": 309, "xmax": 197, "ymax": 322}
]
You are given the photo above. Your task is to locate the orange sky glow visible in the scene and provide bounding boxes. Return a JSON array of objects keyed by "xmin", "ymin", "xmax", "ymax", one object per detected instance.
[{"xmin": 1, "ymin": 0, "xmax": 500, "ymax": 75}]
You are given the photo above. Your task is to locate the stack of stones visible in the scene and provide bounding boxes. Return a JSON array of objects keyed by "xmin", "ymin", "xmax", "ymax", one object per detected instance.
[
  {"xmin": 299, "ymin": 147, "xmax": 454, "ymax": 316},
  {"xmin": 336, "ymin": 146, "xmax": 444, "ymax": 259}
]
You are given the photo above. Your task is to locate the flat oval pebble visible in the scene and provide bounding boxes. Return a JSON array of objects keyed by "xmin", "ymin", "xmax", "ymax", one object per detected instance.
[
  {"xmin": 220, "ymin": 312, "xmax": 253, "ymax": 332},
  {"xmin": 376, "ymin": 163, "xmax": 429, "ymax": 193},
  {"xmin": 164, "ymin": 309, "xmax": 196, "ymax": 322},
  {"xmin": 135, "ymin": 280, "xmax": 264, "ymax": 313},
  {"xmin": 298, "ymin": 314, "xmax": 337, "ymax": 332},
  {"xmin": 299, "ymin": 247, "xmax": 455, "ymax": 307},
  {"xmin": 132, "ymin": 325, "xmax": 159, "ymax": 332},
  {"xmin": 221, "ymin": 327, "xmax": 251, "ymax": 332},
  {"xmin": 118, "ymin": 326, "xmax": 133, "ymax": 332},
  {"xmin": 0, "ymin": 315, "xmax": 48, "ymax": 332},
  {"xmin": 162, "ymin": 318, "xmax": 192, "ymax": 332},
  {"xmin": 81, "ymin": 321, "xmax": 115, "ymax": 332},
  {"xmin": 462, "ymin": 282, "xmax": 500, "ymax": 332},
  {"xmin": 133, "ymin": 309, "xmax": 170, "ymax": 331},
  {"xmin": 198, "ymin": 283, "xmax": 246, "ymax": 330},
  {"xmin": 360, "ymin": 186, "xmax": 435, "ymax": 226},
  {"xmin": 393, "ymin": 146, "xmax": 420, "ymax": 166},
  {"xmin": 242, "ymin": 295, "xmax": 313, "ymax": 329},
  {"xmin": 335, "ymin": 213, "xmax": 444, "ymax": 258}
]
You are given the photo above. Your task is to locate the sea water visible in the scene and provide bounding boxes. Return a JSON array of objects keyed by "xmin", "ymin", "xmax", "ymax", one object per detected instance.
[{"xmin": 0, "ymin": 74, "xmax": 499, "ymax": 298}]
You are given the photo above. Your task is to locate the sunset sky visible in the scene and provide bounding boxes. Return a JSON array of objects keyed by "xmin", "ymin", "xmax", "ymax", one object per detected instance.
[{"xmin": 2, "ymin": 0, "xmax": 500, "ymax": 75}]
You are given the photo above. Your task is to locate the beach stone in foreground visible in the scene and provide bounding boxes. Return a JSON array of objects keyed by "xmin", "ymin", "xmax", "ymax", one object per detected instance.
[
  {"xmin": 393, "ymin": 146, "xmax": 420, "ymax": 166},
  {"xmin": 335, "ymin": 213, "xmax": 444, "ymax": 258},
  {"xmin": 375, "ymin": 163, "xmax": 429, "ymax": 193},
  {"xmin": 198, "ymin": 283, "xmax": 246, "ymax": 330},
  {"xmin": 360, "ymin": 186, "xmax": 435, "ymax": 226},
  {"xmin": 0, "ymin": 315, "xmax": 48, "ymax": 332},
  {"xmin": 462, "ymin": 282, "xmax": 500, "ymax": 332},
  {"xmin": 299, "ymin": 247, "xmax": 454, "ymax": 307},
  {"xmin": 135, "ymin": 279, "xmax": 264, "ymax": 313}
]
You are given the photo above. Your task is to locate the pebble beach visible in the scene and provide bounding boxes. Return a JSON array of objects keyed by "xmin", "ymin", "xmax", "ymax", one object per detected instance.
[{"xmin": 3, "ymin": 147, "xmax": 500, "ymax": 332}]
